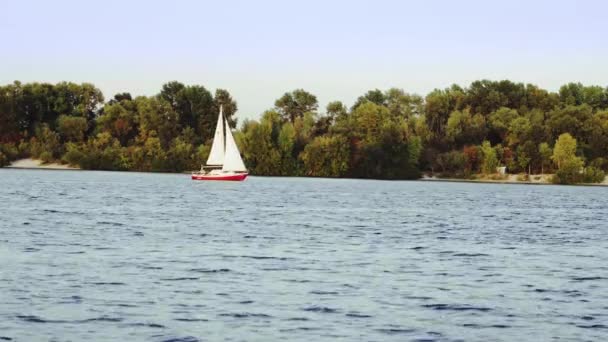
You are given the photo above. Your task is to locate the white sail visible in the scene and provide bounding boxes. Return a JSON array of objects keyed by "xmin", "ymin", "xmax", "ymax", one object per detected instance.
[
  {"xmin": 222, "ymin": 119, "xmax": 247, "ymax": 172},
  {"xmin": 206, "ymin": 108, "xmax": 225, "ymax": 166}
]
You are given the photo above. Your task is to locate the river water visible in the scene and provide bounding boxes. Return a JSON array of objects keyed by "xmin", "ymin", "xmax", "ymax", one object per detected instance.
[{"xmin": 0, "ymin": 169, "xmax": 606, "ymax": 341}]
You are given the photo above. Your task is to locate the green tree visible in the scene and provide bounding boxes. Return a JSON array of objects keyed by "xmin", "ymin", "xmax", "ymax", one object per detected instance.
[
  {"xmin": 551, "ymin": 133, "xmax": 584, "ymax": 184},
  {"xmin": 352, "ymin": 89, "xmax": 386, "ymax": 109},
  {"xmin": 489, "ymin": 107, "xmax": 519, "ymax": 140},
  {"xmin": 97, "ymin": 101, "xmax": 138, "ymax": 145},
  {"xmin": 507, "ymin": 116, "xmax": 532, "ymax": 146},
  {"xmin": 480, "ymin": 141, "xmax": 499, "ymax": 174},
  {"xmin": 57, "ymin": 115, "xmax": 88, "ymax": 142},
  {"xmin": 446, "ymin": 109, "xmax": 486, "ymax": 147},
  {"xmin": 238, "ymin": 113, "xmax": 282, "ymax": 175},
  {"xmin": 300, "ymin": 135, "xmax": 350, "ymax": 177},
  {"xmin": 326, "ymin": 101, "xmax": 347, "ymax": 122},
  {"xmin": 552, "ymin": 133, "xmax": 579, "ymax": 169},
  {"xmin": 136, "ymin": 97, "xmax": 180, "ymax": 148},
  {"xmin": 277, "ymin": 122, "xmax": 299, "ymax": 175},
  {"xmin": 166, "ymin": 137, "xmax": 196, "ymax": 172},
  {"xmin": 538, "ymin": 142, "xmax": 552, "ymax": 174},
  {"xmin": 214, "ymin": 89, "xmax": 238, "ymax": 127},
  {"xmin": 275, "ymin": 89, "xmax": 318, "ymax": 123},
  {"xmin": 385, "ymin": 88, "xmax": 423, "ymax": 119},
  {"xmin": 516, "ymin": 145, "xmax": 531, "ymax": 175}
]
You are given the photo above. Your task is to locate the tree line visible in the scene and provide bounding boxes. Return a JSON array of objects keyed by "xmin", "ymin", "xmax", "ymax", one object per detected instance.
[{"xmin": 1, "ymin": 80, "xmax": 607, "ymax": 184}]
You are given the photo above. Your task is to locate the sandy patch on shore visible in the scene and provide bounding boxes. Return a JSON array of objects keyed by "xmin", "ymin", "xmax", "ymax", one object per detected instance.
[
  {"xmin": 8, "ymin": 158, "xmax": 79, "ymax": 170},
  {"xmin": 422, "ymin": 173, "xmax": 607, "ymax": 186}
]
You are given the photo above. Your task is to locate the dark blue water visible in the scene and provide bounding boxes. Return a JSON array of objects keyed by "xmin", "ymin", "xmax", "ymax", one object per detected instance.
[{"xmin": 0, "ymin": 169, "xmax": 607, "ymax": 341}]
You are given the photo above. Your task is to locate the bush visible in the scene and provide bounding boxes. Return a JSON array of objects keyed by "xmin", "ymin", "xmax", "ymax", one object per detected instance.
[
  {"xmin": 589, "ymin": 158, "xmax": 608, "ymax": 171},
  {"xmin": 582, "ymin": 166, "xmax": 606, "ymax": 183},
  {"xmin": 61, "ymin": 143, "xmax": 85, "ymax": 166},
  {"xmin": 18, "ymin": 140, "xmax": 30, "ymax": 157},
  {"xmin": 436, "ymin": 151, "xmax": 466, "ymax": 176},
  {"xmin": 0, "ymin": 151, "xmax": 7, "ymax": 167},
  {"xmin": 485, "ymin": 173, "xmax": 507, "ymax": 181},
  {"xmin": 0, "ymin": 143, "xmax": 19, "ymax": 161},
  {"xmin": 39, "ymin": 151, "xmax": 54, "ymax": 164},
  {"xmin": 552, "ymin": 158, "xmax": 584, "ymax": 184}
]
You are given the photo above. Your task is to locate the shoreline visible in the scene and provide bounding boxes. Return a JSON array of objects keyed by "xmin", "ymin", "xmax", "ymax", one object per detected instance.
[
  {"xmin": 4, "ymin": 159, "xmax": 608, "ymax": 186},
  {"xmin": 6, "ymin": 158, "xmax": 80, "ymax": 170},
  {"xmin": 420, "ymin": 175, "xmax": 608, "ymax": 187}
]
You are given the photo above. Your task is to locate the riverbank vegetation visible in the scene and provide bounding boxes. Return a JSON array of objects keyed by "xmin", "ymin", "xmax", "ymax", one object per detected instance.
[{"xmin": 1, "ymin": 80, "xmax": 607, "ymax": 184}]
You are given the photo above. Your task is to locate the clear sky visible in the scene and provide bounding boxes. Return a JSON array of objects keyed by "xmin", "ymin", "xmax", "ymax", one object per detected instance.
[{"xmin": 1, "ymin": 0, "xmax": 607, "ymax": 121}]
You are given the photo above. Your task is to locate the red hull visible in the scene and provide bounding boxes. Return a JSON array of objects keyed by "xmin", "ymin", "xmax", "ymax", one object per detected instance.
[{"xmin": 191, "ymin": 173, "xmax": 248, "ymax": 181}]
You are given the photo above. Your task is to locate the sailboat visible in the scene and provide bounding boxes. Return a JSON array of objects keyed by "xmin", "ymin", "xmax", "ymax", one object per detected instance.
[{"xmin": 191, "ymin": 107, "xmax": 248, "ymax": 181}]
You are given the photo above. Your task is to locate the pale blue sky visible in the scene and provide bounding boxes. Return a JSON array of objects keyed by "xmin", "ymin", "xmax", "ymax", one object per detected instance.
[{"xmin": 1, "ymin": 0, "xmax": 607, "ymax": 120}]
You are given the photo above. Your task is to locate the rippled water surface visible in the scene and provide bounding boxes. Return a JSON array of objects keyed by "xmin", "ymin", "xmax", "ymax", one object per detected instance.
[{"xmin": 1, "ymin": 169, "xmax": 607, "ymax": 341}]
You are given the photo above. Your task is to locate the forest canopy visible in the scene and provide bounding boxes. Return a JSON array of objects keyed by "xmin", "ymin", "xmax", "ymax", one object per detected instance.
[{"xmin": 1, "ymin": 80, "xmax": 607, "ymax": 184}]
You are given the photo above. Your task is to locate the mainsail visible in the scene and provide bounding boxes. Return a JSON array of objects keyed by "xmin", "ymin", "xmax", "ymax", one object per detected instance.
[
  {"xmin": 222, "ymin": 119, "xmax": 247, "ymax": 172},
  {"xmin": 206, "ymin": 109, "xmax": 225, "ymax": 166}
]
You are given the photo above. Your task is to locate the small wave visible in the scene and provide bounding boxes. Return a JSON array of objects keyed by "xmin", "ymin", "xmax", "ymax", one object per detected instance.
[
  {"xmin": 0, "ymin": 337, "xmax": 13, "ymax": 341},
  {"xmin": 310, "ymin": 290, "xmax": 339, "ymax": 295},
  {"xmin": 571, "ymin": 276, "xmax": 605, "ymax": 281},
  {"xmin": 161, "ymin": 277, "xmax": 200, "ymax": 281},
  {"xmin": 16, "ymin": 315, "xmax": 50, "ymax": 323},
  {"xmin": 452, "ymin": 253, "xmax": 490, "ymax": 257},
  {"xmin": 218, "ymin": 313, "xmax": 272, "ymax": 318},
  {"xmin": 96, "ymin": 221, "xmax": 125, "ymax": 226},
  {"xmin": 82, "ymin": 316, "xmax": 123, "ymax": 322},
  {"xmin": 284, "ymin": 279, "xmax": 312, "ymax": 283},
  {"xmin": 280, "ymin": 327, "xmax": 320, "ymax": 332},
  {"xmin": 174, "ymin": 318, "xmax": 209, "ymax": 322},
  {"xmin": 89, "ymin": 282, "xmax": 126, "ymax": 286},
  {"xmin": 189, "ymin": 268, "xmax": 230, "ymax": 273},
  {"xmin": 375, "ymin": 328, "xmax": 416, "ymax": 335},
  {"xmin": 59, "ymin": 295, "xmax": 83, "ymax": 303},
  {"xmin": 238, "ymin": 255, "xmax": 291, "ymax": 260},
  {"xmin": 17, "ymin": 315, "xmax": 123, "ymax": 324},
  {"xmin": 533, "ymin": 288, "xmax": 552, "ymax": 293},
  {"xmin": 239, "ymin": 300, "xmax": 254, "ymax": 304},
  {"xmin": 162, "ymin": 337, "xmax": 200, "ymax": 342},
  {"xmin": 422, "ymin": 304, "xmax": 492, "ymax": 312},
  {"xmin": 101, "ymin": 302, "xmax": 138, "ymax": 307},
  {"xmin": 576, "ymin": 324, "xmax": 607, "ymax": 329},
  {"xmin": 345, "ymin": 312, "xmax": 372, "ymax": 318},
  {"xmin": 285, "ymin": 317, "xmax": 309, "ymax": 321},
  {"xmin": 128, "ymin": 322, "xmax": 165, "ymax": 328},
  {"xmin": 404, "ymin": 296, "xmax": 433, "ymax": 300},
  {"xmin": 139, "ymin": 266, "xmax": 163, "ymax": 270},
  {"xmin": 463, "ymin": 323, "xmax": 510, "ymax": 328},
  {"xmin": 302, "ymin": 306, "xmax": 338, "ymax": 313}
]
